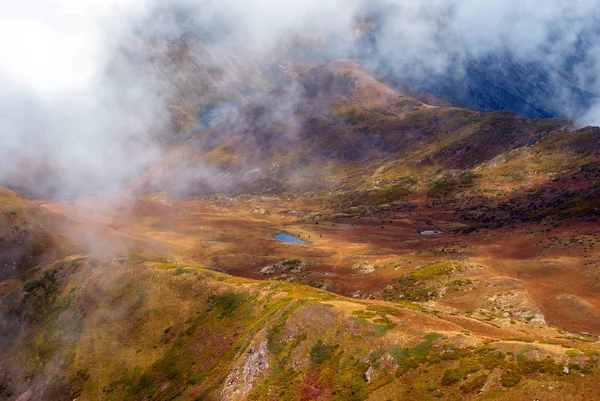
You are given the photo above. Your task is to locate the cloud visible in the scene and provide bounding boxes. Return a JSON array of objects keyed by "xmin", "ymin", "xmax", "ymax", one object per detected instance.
[
  {"xmin": 0, "ymin": 0, "xmax": 599, "ymax": 199},
  {"xmin": 0, "ymin": 0, "xmax": 162, "ymax": 198},
  {"xmin": 0, "ymin": 0, "xmax": 363, "ymax": 198},
  {"xmin": 0, "ymin": 0, "xmax": 145, "ymax": 96},
  {"xmin": 361, "ymin": 0, "xmax": 600, "ymax": 120}
]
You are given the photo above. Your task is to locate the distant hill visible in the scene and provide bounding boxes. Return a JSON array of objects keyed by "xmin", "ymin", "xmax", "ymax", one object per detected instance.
[
  {"xmin": 367, "ymin": 52, "xmax": 599, "ymax": 120},
  {"xmin": 130, "ymin": 60, "xmax": 573, "ymax": 198},
  {"xmin": 356, "ymin": 1, "xmax": 600, "ymax": 120}
]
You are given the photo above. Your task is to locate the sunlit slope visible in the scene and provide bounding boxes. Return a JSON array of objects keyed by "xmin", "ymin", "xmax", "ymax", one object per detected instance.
[
  {"xmin": 422, "ymin": 126, "xmax": 600, "ymax": 224},
  {"xmin": 1, "ymin": 256, "xmax": 600, "ymax": 400}
]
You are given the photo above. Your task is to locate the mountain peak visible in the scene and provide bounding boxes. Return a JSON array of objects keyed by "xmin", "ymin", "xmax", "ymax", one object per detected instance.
[{"xmin": 129, "ymin": 61, "xmax": 572, "ymax": 198}]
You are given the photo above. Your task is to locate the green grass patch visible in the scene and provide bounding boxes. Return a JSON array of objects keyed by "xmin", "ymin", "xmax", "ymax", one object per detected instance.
[
  {"xmin": 310, "ymin": 340, "xmax": 338, "ymax": 365},
  {"xmin": 208, "ymin": 292, "xmax": 248, "ymax": 318},
  {"xmin": 352, "ymin": 310, "xmax": 377, "ymax": 319},
  {"xmin": 173, "ymin": 266, "xmax": 196, "ymax": 276},
  {"xmin": 330, "ymin": 186, "xmax": 411, "ymax": 210},
  {"xmin": 154, "ymin": 262, "xmax": 181, "ymax": 270},
  {"xmin": 390, "ymin": 345, "xmax": 404, "ymax": 364},
  {"xmin": 410, "ymin": 262, "xmax": 454, "ymax": 281}
]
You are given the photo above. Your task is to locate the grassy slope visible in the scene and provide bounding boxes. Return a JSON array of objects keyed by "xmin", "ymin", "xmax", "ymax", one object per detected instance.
[
  {"xmin": 1, "ymin": 256, "xmax": 600, "ymax": 400},
  {"xmin": 0, "ymin": 187, "xmax": 171, "ymax": 281},
  {"xmin": 435, "ymin": 127, "xmax": 600, "ymax": 226}
]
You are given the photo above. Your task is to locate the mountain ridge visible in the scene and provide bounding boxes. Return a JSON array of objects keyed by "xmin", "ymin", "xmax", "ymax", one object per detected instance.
[{"xmin": 129, "ymin": 59, "xmax": 579, "ymax": 200}]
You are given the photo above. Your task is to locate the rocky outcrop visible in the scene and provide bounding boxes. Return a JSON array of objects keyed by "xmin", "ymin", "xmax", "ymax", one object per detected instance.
[
  {"xmin": 257, "ymin": 260, "xmax": 307, "ymax": 280},
  {"xmin": 222, "ymin": 339, "xmax": 270, "ymax": 401}
]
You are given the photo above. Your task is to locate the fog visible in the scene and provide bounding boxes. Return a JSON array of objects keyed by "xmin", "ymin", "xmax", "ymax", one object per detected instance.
[
  {"xmin": 0, "ymin": 0, "xmax": 599, "ymax": 199},
  {"xmin": 1, "ymin": 2, "xmax": 599, "ymax": 398}
]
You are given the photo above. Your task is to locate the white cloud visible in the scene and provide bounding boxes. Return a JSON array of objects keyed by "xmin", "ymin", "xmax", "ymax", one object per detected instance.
[{"xmin": 0, "ymin": 0, "xmax": 145, "ymax": 96}]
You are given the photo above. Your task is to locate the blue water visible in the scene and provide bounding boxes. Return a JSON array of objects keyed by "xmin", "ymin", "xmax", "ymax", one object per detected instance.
[{"xmin": 274, "ymin": 233, "xmax": 307, "ymax": 244}]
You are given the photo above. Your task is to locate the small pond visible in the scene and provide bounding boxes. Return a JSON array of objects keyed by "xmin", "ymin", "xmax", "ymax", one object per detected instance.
[
  {"xmin": 419, "ymin": 230, "xmax": 443, "ymax": 235},
  {"xmin": 274, "ymin": 233, "xmax": 307, "ymax": 244}
]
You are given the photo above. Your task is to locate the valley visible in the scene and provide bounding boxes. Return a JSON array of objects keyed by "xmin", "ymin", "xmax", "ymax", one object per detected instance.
[
  {"xmin": 41, "ymin": 190, "xmax": 600, "ymax": 335},
  {"xmin": 1, "ymin": 60, "xmax": 600, "ymax": 401},
  {"xmin": 3, "ymin": 186, "xmax": 600, "ymax": 400}
]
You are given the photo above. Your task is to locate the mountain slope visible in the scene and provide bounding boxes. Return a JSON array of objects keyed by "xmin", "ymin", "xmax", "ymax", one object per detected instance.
[
  {"xmin": 357, "ymin": 2, "xmax": 600, "ymax": 120},
  {"xmin": 130, "ymin": 60, "xmax": 571, "ymax": 197},
  {"xmin": 0, "ymin": 187, "xmax": 73, "ymax": 279},
  {"xmin": 0, "ymin": 187, "xmax": 172, "ymax": 281},
  {"xmin": 2, "ymin": 256, "xmax": 599, "ymax": 400}
]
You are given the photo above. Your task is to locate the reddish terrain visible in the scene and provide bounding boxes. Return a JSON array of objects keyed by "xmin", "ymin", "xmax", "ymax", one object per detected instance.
[{"xmin": 42, "ymin": 191, "xmax": 600, "ymax": 336}]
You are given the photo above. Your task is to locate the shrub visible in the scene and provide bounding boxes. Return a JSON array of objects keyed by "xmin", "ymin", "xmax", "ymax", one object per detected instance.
[
  {"xmin": 460, "ymin": 373, "xmax": 488, "ymax": 393},
  {"xmin": 310, "ymin": 341, "xmax": 338, "ymax": 365},
  {"xmin": 208, "ymin": 292, "xmax": 247, "ymax": 317},
  {"xmin": 410, "ymin": 262, "xmax": 453, "ymax": 281},
  {"xmin": 501, "ymin": 368, "xmax": 521, "ymax": 387},
  {"xmin": 441, "ymin": 369, "xmax": 463, "ymax": 386},
  {"xmin": 390, "ymin": 345, "xmax": 404, "ymax": 365}
]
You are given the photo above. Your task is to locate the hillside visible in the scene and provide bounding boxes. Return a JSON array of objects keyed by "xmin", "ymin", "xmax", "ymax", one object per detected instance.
[
  {"xmin": 0, "ymin": 187, "xmax": 73, "ymax": 280},
  {"xmin": 130, "ymin": 60, "xmax": 572, "ymax": 197},
  {"xmin": 5, "ymin": 3, "xmax": 600, "ymax": 401},
  {"xmin": 2, "ymin": 59, "xmax": 598, "ymax": 401},
  {"xmin": 2, "ymin": 256, "xmax": 600, "ymax": 400},
  {"xmin": 4, "ymin": 53, "xmax": 600, "ymax": 401},
  {"xmin": 0, "ymin": 187, "xmax": 172, "ymax": 281}
]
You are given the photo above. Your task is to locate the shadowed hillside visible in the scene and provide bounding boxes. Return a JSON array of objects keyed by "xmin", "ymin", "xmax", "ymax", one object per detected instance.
[
  {"xmin": 0, "ymin": 187, "xmax": 73, "ymax": 280},
  {"xmin": 130, "ymin": 60, "xmax": 572, "ymax": 197}
]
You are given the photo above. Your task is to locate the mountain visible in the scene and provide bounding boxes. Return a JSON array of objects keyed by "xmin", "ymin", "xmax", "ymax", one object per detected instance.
[
  {"xmin": 3, "ymin": 65, "xmax": 600, "ymax": 397},
  {"xmin": 5, "ymin": 3, "xmax": 600, "ymax": 400},
  {"xmin": 129, "ymin": 60, "xmax": 573, "ymax": 198},
  {"xmin": 357, "ymin": 2, "xmax": 600, "ymax": 120},
  {"xmin": 362, "ymin": 45, "xmax": 599, "ymax": 121},
  {"xmin": 4, "ymin": 12, "xmax": 599, "ymax": 202},
  {"xmin": 109, "ymin": 31, "xmax": 329, "ymax": 148}
]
